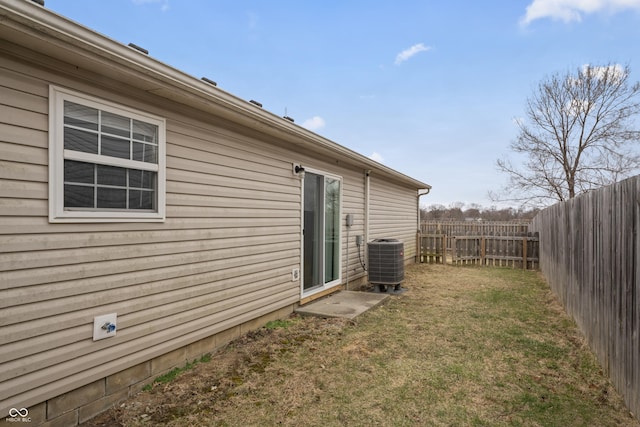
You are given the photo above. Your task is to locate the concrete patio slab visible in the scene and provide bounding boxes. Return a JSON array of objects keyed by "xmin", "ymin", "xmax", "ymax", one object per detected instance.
[{"xmin": 295, "ymin": 290, "xmax": 390, "ymax": 320}]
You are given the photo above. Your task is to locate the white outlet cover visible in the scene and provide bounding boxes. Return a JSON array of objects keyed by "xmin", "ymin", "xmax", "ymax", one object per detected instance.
[
  {"xmin": 93, "ymin": 313, "xmax": 117, "ymax": 341},
  {"xmin": 292, "ymin": 268, "xmax": 300, "ymax": 281}
]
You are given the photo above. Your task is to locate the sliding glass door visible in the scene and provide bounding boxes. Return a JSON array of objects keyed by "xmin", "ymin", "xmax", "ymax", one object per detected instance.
[{"xmin": 303, "ymin": 171, "xmax": 341, "ymax": 293}]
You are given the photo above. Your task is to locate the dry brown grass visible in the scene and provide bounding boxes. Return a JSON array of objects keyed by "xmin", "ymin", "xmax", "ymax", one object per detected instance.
[{"xmin": 84, "ymin": 264, "xmax": 639, "ymax": 427}]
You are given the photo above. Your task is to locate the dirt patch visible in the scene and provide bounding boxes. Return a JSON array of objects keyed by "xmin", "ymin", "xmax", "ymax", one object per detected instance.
[{"xmin": 83, "ymin": 264, "xmax": 639, "ymax": 427}]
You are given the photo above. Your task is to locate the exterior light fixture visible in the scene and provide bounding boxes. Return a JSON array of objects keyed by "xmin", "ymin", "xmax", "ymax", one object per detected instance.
[{"xmin": 294, "ymin": 165, "xmax": 305, "ymax": 179}]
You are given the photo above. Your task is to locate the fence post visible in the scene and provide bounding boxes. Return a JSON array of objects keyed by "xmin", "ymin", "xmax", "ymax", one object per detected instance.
[
  {"xmin": 452, "ymin": 236, "xmax": 456, "ymax": 265},
  {"xmin": 522, "ymin": 236, "xmax": 527, "ymax": 270},
  {"xmin": 442, "ymin": 234, "xmax": 446, "ymax": 264},
  {"xmin": 481, "ymin": 236, "xmax": 486, "ymax": 266}
]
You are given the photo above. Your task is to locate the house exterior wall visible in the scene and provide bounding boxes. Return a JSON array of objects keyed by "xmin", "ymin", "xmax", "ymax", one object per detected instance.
[
  {"xmin": 0, "ymin": 53, "xmax": 304, "ymax": 420},
  {"xmin": 0, "ymin": 4, "xmax": 428, "ymax": 424},
  {"xmin": 0, "ymin": 48, "xmax": 403, "ymax": 425},
  {"xmin": 369, "ymin": 175, "xmax": 419, "ymax": 262}
]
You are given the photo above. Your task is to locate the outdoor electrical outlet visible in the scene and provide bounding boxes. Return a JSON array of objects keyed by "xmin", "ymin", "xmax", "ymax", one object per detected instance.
[
  {"xmin": 346, "ymin": 214, "xmax": 354, "ymax": 227},
  {"xmin": 93, "ymin": 313, "xmax": 117, "ymax": 341},
  {"xmin": 292, "ymin": 268, "xmax": 300, "ymax": 282}
]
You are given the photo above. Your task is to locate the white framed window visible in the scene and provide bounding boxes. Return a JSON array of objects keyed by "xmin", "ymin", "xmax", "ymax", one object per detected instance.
[{"xmin": 49, "ymin": 86, "xmax": 166, "ymax": 222}]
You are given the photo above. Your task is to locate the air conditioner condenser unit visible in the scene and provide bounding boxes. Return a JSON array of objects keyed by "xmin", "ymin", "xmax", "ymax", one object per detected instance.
[{"xmin": 367, "ymin": 238, "xmax": 404, "ymax": 292}]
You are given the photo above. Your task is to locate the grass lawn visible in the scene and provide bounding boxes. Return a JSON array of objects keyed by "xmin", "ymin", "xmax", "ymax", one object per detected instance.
[{"xmin": 86, "ymin": 264, "xmax": 639, "ymax": 427}]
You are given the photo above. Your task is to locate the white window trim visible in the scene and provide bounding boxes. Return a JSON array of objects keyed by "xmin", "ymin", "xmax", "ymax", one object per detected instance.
[
  {"xmin": 49, "ymin": 85, "xmax": 166, "ymax": 223},
  {"xmin": 300, "ymin": 167, "xmax": 343, "ymax": 298}
]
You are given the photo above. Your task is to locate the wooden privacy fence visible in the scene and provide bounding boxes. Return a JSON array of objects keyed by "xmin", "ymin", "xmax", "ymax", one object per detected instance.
[
  {"xmin": 422, "ymin": 220, "xmax": 531, "ymax": 237},
  {"xmin": 531, "ymin": 175, "xmax": 640, "ymax": 421},
  {"xmin": 452, "ymin": 234, "xmax": 539, "ymax": 269},
  {"xmin": 420, "ymin": 233, "xmax": 446, "ymax": 264},
  {"xmin": 419, "ymin": 221, "xmax": 539, "ymax": 270}
]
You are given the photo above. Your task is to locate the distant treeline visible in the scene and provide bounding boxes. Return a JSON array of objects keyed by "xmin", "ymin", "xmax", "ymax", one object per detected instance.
[{"xmin": 421, "ymin": 203, "xmax": 540, "ymax": 221}]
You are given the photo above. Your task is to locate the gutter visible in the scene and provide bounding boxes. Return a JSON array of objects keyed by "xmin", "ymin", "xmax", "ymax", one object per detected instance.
[
  {"xmin": 417, "ymin": 188, "xmax": 431, "ymax": 229},
  {"xmin": 416, "ymin": 188, "xmax": 431, "ymax": 262}
]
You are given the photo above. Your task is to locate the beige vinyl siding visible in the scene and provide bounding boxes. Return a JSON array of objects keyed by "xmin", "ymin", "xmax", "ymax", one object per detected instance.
[
  {"xmin": 341, "ymin": 168, "xmax": 367, "ymax": 281},
  {"xmin": 369, "ymin": 175, "xmax": 418, "ymax": 261},
  {"xmin": 0, "ymin": 57, "xmax": 302, "ymax": 409}
]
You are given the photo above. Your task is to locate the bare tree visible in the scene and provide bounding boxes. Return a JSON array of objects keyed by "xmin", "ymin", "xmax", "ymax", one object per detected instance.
[
  {"xmin": 495, "ymin": 63, "xmax": 640, "ymax": 206},
  {"xmin": 421, "ymin": 203, "xmax": 539, "ymax": 221}
]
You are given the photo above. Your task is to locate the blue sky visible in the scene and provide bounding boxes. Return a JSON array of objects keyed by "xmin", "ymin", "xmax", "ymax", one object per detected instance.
[{"xmin": 45, "ymin": 0, "xmax": 640, "ymax": 209}]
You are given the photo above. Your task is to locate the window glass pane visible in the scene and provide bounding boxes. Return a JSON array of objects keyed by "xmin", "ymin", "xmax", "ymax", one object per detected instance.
[
  {"xmin": 64, "ymin": 101, "xmax": 98, "ymax": 130},
  {"xmin": 64, "ymin": 184, "xmax": 94, "ymax": 207},
  {"xmin": 64, "ymin": 160, "xmax": 94, "ymax": 184},
  {"xmin": 97, "ymin": 164, "xmax": 127, "ymax": 186},
  {"xmin": 101, "ymin": 135, "xmax": 130, "ymax": 159},
  {"xmin": 133, "ymin": 120, "xmax": 158, "ymax": 144},
  {"xmin": 64, "ymin": 128, "xmax": 98, "ymax": 154},
  {"xmin": 97, "ymin": 187, "xmax": 127, "ymax": 209},
  {"xmin": 101, "ymin": 111, "xmax": 131, "ymax": 137},
  {"xmin": 129, "ymin": 190, "xmax": 154, "ymax": 210},
  {"xmin": 133, "ymin": 142, "xmax": 157, "ymax": 163},
  {"xmin": 129, "ymin": 170, "xmax": 156, "ymax": 189},
  {"xmin": 324, "ymin": 178, "xmax": 341, "ymax": 283}
]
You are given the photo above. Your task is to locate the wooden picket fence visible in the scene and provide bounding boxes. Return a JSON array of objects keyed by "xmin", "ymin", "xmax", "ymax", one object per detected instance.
[
  {"xmin": 421, "ymin": 220, "xmax": 531, "ymax": 237},
  {"xmin": 419, "ymin": 221, "xmax": 539, "ymax": 270}
]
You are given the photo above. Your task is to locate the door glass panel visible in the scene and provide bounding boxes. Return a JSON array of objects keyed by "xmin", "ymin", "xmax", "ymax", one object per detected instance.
[
  {"xmin": 303, "ymin": 172, "xmax": 341, "ymax": 292},
  {"xmin": 324, "ymin": 177, "xmax": 340, "ymax": 283},
  {"xmin": 303, "ymin": 172, "xmax": 324, "ymax": 290}
]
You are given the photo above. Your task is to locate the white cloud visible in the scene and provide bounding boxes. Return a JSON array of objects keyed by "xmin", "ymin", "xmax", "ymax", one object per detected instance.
[
  {"xmin": 583, "ymin": 63, "xmax": 626, "ymax": 80},
  {"xmin": 567, "ymin": 64, "xmax": 627, "ymax": 87},
  {"xmin": 302, "ymin": 116, "xmax": 326, "ymax": 131},
  {"xmin": 394, "ymin": 43, "xmax": 431, "ymax": 65},
  {"xmin": 521, "ymin": 0, "xmax": 640, "ymax": 25},
  {"xmin": 132, "ymin": 0, "xmax": 169, "ymax": 12},
  {"xmin": 565, "ymin": 64, "xmax": 626, "ymax": 114},
  {"xmin": 369, "ymin": 152, "xmax": 385, "ymax": 163}
]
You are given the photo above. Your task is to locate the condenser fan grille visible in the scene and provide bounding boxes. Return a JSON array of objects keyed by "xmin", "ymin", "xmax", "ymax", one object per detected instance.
[{"xmin": 367, "ymin": 239, "xmax": 404, "ymax": 286}]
